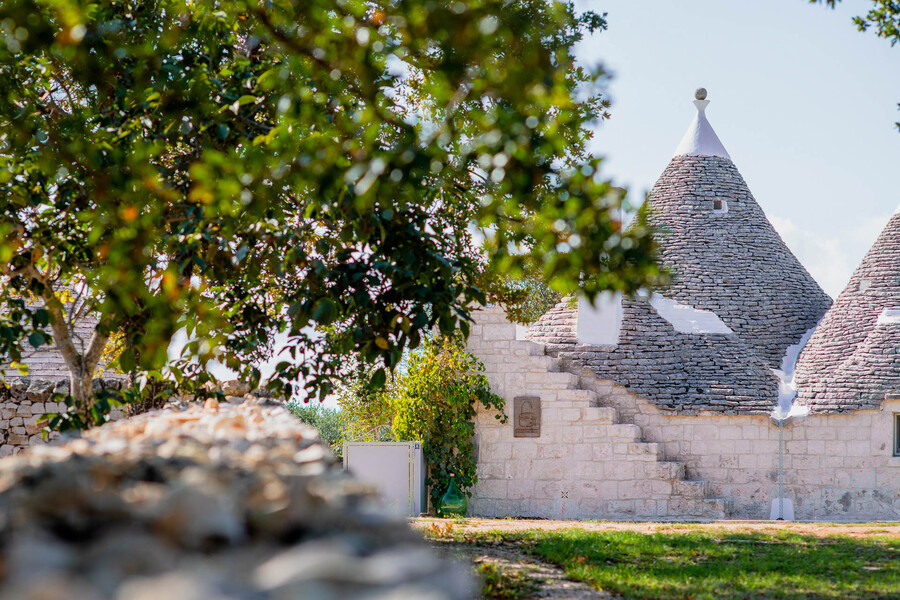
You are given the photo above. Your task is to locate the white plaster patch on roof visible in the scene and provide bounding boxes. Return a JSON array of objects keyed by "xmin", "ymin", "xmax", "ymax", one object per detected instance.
[
  {"xmin": 673, "ymin": 99, "xmax": 731, "ymax": 160},
  {"xmin": 771, "ymin": 383, "xmax": 810, "ymax": 420},
  {"xmin": 771, "ymin": 324, "xmax": 818, "ymax": 420},
  {"xmin": 779, "ymin": 324, "xmax": 819, "ymax": 381},
  {"xmin": 877, "ymin": 308, "xmax": 900, "ymax": 325},
  {"xmin": 577, "ymin": 292, "xmax": 623, "ymax": 345},
  {"xmin": 649, "ymin": 294, "xmax": 733, "ymax": 335}
]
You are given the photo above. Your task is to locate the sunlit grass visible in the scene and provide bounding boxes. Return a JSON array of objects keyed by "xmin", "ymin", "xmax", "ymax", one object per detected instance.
[{"xmin": 466, "ymin": 528, "xmax": 900, "ymax": 600}]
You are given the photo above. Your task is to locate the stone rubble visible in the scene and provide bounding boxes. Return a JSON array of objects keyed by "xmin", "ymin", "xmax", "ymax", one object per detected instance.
[
  {"xmin": 0, "ymin": 398, "xmax": 471, "ymax": 599},
  {"xmin": 0, "ymin": 377, "xmax": 126, "ymax": 456}
]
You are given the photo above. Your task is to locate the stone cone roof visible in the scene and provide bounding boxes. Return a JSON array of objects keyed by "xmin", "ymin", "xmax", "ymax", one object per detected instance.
[
  {"xmin": 556, "ymin": 298, "xmax": 780, "ymax": 414},
  {"xmin": 527, "ymin": 93, "xmax": 832, "ymax": 414},
  {"xmin": 649, "ymin": 155, "xmax": 832, "ymax": 369},
  {"xmin": 794, "ymin": 210, "xmax": 900, "ymax": 411}
]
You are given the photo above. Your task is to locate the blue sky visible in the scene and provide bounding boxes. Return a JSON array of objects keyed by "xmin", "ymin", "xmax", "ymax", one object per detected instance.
[{"xmin": 574, "ymin": 0, "xmax": 900, "ymax": 297}]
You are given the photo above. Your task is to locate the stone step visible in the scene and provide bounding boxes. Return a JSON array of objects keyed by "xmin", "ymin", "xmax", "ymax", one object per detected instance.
[
  {"xmin": 652, "ymin": 461, "xmax": 686, "ymax": 481},
  {"xmin": 607, "ymin": 423, "xmax": 641, "ymax": 442},
  {"xmin": 583, "ymin": 406, "xmax": 617, "ymax": 424},
  {"xmin": 624, "ymin": 441, "xmax": 663, "ymax": 461},
  {"xmin": 557, "ymin": 388, "xmax": 600, "ymax": 406},
  {"xmin": 524, "ymin": 371, "xmax": 577, "ymax": 390},
  {"xmin": 673, "ymin": 478, "xmax": 710, "ymax": 499}
]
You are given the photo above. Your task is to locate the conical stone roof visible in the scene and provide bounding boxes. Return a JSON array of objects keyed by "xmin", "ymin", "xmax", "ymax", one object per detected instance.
[
  {"xmin": 794, "ymin": 209, "xmax": 900, "ymax": 411},
  {"xmin": 527, "ymin": 90, "xmax": 832, "ymax": 414},
  {"xmin": 649, "ymin": 154, "xmax": 832, "ymax": 368}
]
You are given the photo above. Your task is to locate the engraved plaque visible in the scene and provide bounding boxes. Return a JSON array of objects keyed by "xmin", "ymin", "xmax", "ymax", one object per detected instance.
[{"xmin": 513, "ymin": 396, "xmax": 541, "ymax": 438}]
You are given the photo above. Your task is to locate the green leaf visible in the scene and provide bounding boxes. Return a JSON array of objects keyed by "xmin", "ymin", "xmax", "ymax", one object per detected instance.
[
  {"xmin": 311, "ymin": 299, "xmax": 338, "ymax": 325},
  {"xmin": 370, "ymin": 367, "xmax": 386, "ymax": 389},
  {"xmin": 27, "ymin": 331, "xmax": 46, "ymax": 348},
  {"xmin": 119, "ymin": 347, "xmax": 136, "ymax": 372}
]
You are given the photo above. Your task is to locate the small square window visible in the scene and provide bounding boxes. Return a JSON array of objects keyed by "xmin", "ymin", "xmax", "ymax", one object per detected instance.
[
  {"xmin": 894, "ymin": 414, "xmax": 900, "ymax": 457},
  {"xmin": 712, "ymin": 199, "xmax": 728, "ymax": 214}
]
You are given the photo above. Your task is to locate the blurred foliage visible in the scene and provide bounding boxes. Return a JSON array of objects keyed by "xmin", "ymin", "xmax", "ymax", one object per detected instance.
[
  {"xmin": 490, "ymin": 262, "xmax": 563, "ymax": 325},
  {"xmin": 391, "ymin": 334, "xmax": 506, "ymax": 511},
  {"xmin": 288, "ymin": 401, "xmax": 345, "ymax": 459},
  {"xmin": 0, "ymin": 0, "xmax": 665, "ymax": 422},
  {"xmin": 336, "ymin": 361, "xmax": 396, "ymax": 443}
]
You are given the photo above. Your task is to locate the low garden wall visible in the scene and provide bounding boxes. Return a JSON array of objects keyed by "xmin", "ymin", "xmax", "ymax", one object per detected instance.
[
  {"xmin": 0, "ymin": 377, "xmax": 126, "ymax": 455},
  {"xmin": 0, "ymin": 396, "xmax": 470, "ymax": 598}
]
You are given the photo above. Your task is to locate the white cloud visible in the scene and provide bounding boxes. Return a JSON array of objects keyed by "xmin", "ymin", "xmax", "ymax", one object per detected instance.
[{"xmin": 768, "ymin": 213, "xmax": 894, "ymax": 299}]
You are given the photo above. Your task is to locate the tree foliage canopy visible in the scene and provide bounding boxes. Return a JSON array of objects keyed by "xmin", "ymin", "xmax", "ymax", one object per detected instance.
[{"xmin": 0, "ymin": 0, "xmax": 663, "ymax": 405}]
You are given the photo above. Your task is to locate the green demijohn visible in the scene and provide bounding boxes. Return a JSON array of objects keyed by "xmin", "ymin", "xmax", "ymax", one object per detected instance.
[{"xmin": 438, "ymin": 474, "xmax": 467, "ymax": 517}]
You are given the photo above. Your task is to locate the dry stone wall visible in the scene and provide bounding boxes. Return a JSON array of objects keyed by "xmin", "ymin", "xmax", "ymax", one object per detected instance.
[
  {"xmin": 0, "ymin": 377, "xmax": 125, "ymax": 456},
  {"xmin": 471, "ymin": 307, "xmax": 900, "ymax": 521},
  {"xmin": 555, "ymin": 299, "xmax": 780, "ymax": 414},
  {"xmin": 1, "ymin": 311, "xmax": 108, "ymax": 380},
  {"xmin": 795, "ymin": 210, "xmax": 900, "ymax": 411},
  {"xmin": 469, "ymin": 307, "xmax": 725, "ymax": 521},
  {"xmin": 0, "ymin": 397, "xmax": 471, "ymax": 599},
  {"xmin": 647, "ymin": 155, "xmax": 832, "ymax": 369},
  {"xmin": 526, "ymin": 154, "xmax": 831, "ymax": 414}
]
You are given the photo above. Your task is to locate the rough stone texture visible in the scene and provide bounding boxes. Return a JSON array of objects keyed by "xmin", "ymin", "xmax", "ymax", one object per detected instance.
[
  {"xmin": 0, "ymin": 310, "xmax": 115, "ymax": 380},
  {"xmin": 556, "ymin": 299, "xmax": 780, "ymax": 414},
  {"xmin": 0, "ymin": 377, "xmax": 126, "ymax": 456},
  {"xmin": 795, "ymin": 210, "xmax": 900, "ymax": 412},
  {"xmin": 524, "ymin": 298, "xmax": 578, "ymax": 351},
  {"xmin": 0, "ymin": 399, "xmax": 471, "ymax": 599},
  {"xmin": 527, "ymin": 155, "xmax": 832, "ymax": 414},
  {"xmin": 470, "ymin": 307, "xmax": 900, "ymax": 521},
  {"xmin": 648, "ymin": 155, "xmax": 832, "ymax": 367}
]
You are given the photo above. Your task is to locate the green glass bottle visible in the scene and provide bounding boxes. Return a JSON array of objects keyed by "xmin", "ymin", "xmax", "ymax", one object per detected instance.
[{"xmin": 438, "ymin": 473, "xmax": 467, "ymax": 517}]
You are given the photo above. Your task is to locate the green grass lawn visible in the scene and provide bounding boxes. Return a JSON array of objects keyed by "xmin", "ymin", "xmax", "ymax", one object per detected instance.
[{"xmin": 467, "ymin": 529, "xmax": 900, "ymax": 600}]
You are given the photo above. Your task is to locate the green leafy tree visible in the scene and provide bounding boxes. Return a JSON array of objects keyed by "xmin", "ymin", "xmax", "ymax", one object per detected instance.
[
  {"xmin": 336, "ymin": 363, "xmax": 396, "ymax": 443},
  {"xmin": 391, "ymin": 334, "xmax": 506, "ymax": 511},
  {"xmin": 288, "ymin": 402, "xmax": 346, "ymax": 459},
  {"xmin": 0, "ymin": 0, "xmax": 663, "ymax": 423}
]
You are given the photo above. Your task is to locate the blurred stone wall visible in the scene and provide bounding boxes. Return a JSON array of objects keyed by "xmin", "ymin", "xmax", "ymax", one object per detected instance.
[
  {"xmin": 0, "ymin": 398, "xmax": 470, "ymax": 599},
  {"xmin": 0, "ymin": 377, "xmax": 126, "ymax": 456}
]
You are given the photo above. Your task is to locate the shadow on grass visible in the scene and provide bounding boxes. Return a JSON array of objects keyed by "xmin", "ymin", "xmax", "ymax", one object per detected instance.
[{"xmin": 511, "ymin": 529, "xmax": 900, "ymax": 600}]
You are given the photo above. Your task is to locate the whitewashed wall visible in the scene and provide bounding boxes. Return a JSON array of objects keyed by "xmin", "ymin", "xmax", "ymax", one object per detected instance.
[{"xmin": 468, "ymin": 306, "xmax": 900, "ymax": 521}]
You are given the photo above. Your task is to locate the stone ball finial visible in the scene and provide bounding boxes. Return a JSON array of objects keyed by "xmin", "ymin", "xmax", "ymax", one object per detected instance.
[{"xmin": 695, "ymin": 87, "xmax": 708, "ymax": 101}]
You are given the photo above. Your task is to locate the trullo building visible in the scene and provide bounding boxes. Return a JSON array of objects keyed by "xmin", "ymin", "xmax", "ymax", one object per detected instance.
[{"xmin": 466, "ymin": 90, "xmax": 900, "ymax": 521}]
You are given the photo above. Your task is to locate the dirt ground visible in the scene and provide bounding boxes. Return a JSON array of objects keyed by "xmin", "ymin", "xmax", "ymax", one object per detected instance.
[{"xmin": 413, "ymin": 517, "xmax": 900, "ymax": 539}]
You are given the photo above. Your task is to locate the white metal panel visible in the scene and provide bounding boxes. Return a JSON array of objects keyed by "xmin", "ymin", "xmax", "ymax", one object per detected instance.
[{"xmin": 343, "ymin": 442, "xmax": 426, "ymax": 517}]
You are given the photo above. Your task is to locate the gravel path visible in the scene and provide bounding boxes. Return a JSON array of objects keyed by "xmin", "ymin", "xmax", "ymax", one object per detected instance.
[{"xmin": 431, "ymin": 538, "xmax": 614, "ymax": 600}]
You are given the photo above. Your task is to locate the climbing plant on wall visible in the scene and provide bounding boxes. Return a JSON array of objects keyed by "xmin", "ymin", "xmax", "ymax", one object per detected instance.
[{"xmin": 391, "ymin": 334, "xmax": 506, "ymax": 511}]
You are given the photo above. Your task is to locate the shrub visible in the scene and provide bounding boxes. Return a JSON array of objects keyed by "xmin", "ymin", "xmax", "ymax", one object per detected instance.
[
  {"xmin": 288, "ymin": 402, "xmax": 345, "ymax": 460},
  {"xmin": 391, "ymin": 334, "xmax": 506, "ymax": 511}
]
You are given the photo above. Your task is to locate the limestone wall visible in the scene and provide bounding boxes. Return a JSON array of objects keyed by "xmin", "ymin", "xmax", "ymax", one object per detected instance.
[
  {"xmin": 468, "ymin": 307, "xmax": 724, "ymax": 521},
  {"xmin": 632, "ymin": 405, "xmax": 899, "ymax": 520},
  {"xmin": 0, "ymin": 378, "xmax": 126, "ymax": 456},
  {"xmin": 469, "ymin": 306, "xmax": 900, "ymax": 521}
]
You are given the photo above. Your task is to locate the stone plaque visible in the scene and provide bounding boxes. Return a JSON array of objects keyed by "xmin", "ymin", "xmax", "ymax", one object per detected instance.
[{"xmin": 513, "ymin": 396, "xmax": 541, "ymax": 438}]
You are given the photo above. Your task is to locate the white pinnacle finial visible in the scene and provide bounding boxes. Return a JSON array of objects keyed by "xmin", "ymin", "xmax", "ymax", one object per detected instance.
[{"xmin": 673, "ymin": 87, "xmax": 730, "ymax": 159}]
